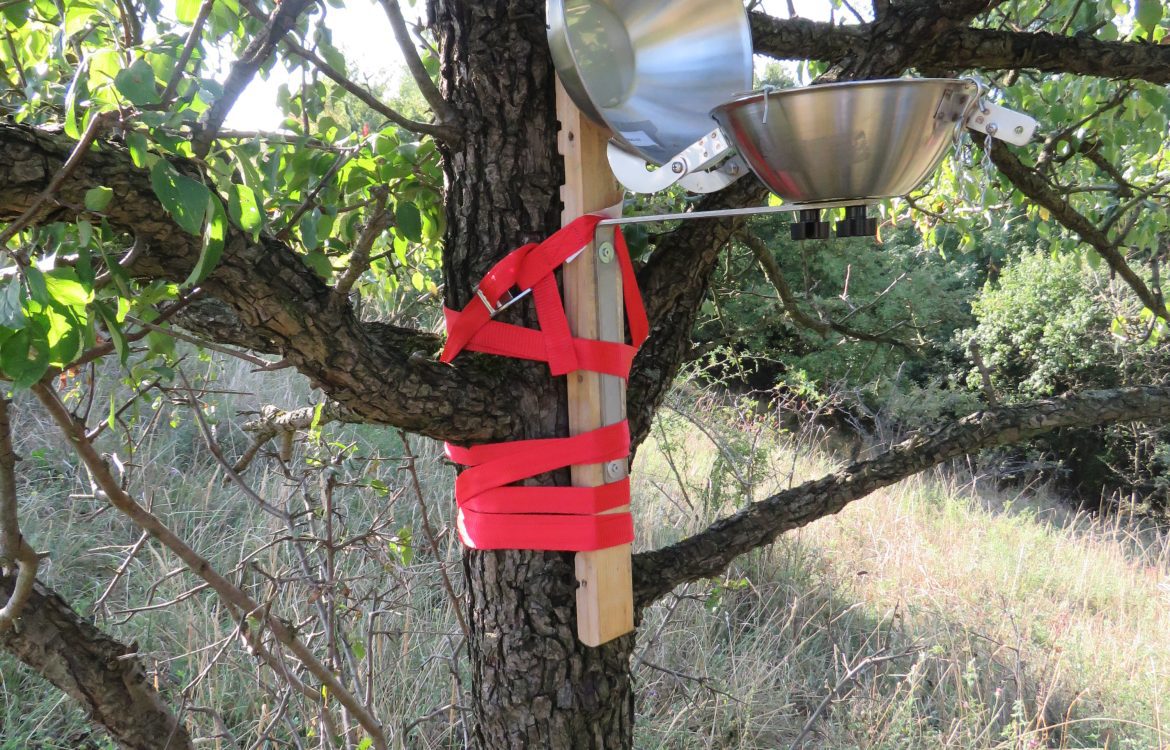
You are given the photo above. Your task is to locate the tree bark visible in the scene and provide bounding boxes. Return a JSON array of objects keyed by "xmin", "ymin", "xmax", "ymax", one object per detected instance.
[
  {"xmin": 0, "ymin": 575, "xmax": 194, "ymax": 750},
  {"xmin": 428, "ymin": 1, "xmax": 633, "ymax": 746}
]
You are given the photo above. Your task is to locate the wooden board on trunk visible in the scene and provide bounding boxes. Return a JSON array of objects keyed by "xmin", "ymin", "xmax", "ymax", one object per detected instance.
[{"xmin": 556, "ymin": 80, "xmax": 634, "ymax": 647}]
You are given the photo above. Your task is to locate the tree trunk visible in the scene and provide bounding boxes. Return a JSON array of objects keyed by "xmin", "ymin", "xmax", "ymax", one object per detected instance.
[{"xmin": 428, "ymin": 1, "xmax": 635, "ymax": 746}]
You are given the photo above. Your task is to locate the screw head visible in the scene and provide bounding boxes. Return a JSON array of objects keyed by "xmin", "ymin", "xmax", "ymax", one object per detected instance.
[
  {"xmin": 671, "ymin": 161, "xmax": 684, "ymax": 174},
  {"xmin": 597, "ymin": 242, "xmax": 616, "ymax": 263},
  {"xmin": 1014, "ymin": 125, "xmax": 1025, "ymax": 134}
]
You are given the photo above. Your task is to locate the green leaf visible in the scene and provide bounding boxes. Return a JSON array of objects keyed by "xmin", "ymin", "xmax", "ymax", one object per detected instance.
[
  {"xmin": 1136, "ymin": 0, "xmax": 1163, "ymax": 33},
  {"xmin": 396, "ymin": 201, "xmax": 422, "ymax": 243},
  {"xmin": 114, "ymin": 58, "xmax": 161, "ymax": 106},
  {"xmin": 228, "ymin": 184, "xmax": 262, "ymax": 234},
  {"xmin": 126, "ymin": 131, "xmax": 150, "ymax": 168},
  {"xmin": 1, "ymin": 2, "xmax": 31, "ymax": 26},
  {"xmin": 84, "ymin": 186, "xmax": 114, "ymax": 212},
  {"xmin": 0, "ymin": 279, "xmax": 25, "ymax": 330},
  {"xmin": 45, "ymin": 269, "xmax": 93, "ymax": 308},
  {"xmin": 94, "ymin": 301, "xmax": 129, "ymax": 364},
  {"xmin": 175, "ymin": 0, "xmax": 203, "ymax": 25},
  {"xmin": 300, "ymin": 209, "xmax": 321, "ymax": 251},
  {"xmin": 150, "ymin": 161, "xmax": 210, "ymax": 236},
  {"xmin": 185, "ymin": 194, "xmax": 227, "ymax": 286},
  {"xmin": 1, "ymin": 329, "xmax": 50, "ymax": 388}
]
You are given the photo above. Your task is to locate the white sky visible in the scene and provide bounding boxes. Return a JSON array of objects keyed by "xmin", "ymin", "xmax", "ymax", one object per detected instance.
[{"xmin": 224, "ymin": 0, "xmax": 845, "ymax": 130}]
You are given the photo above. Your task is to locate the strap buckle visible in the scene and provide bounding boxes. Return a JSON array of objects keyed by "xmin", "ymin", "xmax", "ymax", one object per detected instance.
[{"xmin": 476, "ymin": 285, "xmax": 532, "ymax": 317}]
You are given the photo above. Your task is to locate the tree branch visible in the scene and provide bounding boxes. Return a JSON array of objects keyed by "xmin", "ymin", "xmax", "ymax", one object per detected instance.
[
  {"xmin": 0, "ymin": 574, "xmax": 195, "ymax": 749},
  {"xmin": 0, "ymin": 396, "xmax": 37, "ymax": 631},
  {"xmin": 632, "ymin": 385, "xmax": 1170, "ymax": 608},
  {"xmin": 192, "ymin": 0, "xmax": 316, "ymax": 157},
  {"xmin": 983, "ymin": 138, "xmax": 1169, "ymax": 322},
  {"xmin": 236, "ymin": 0, "xmax": 459, "ymax": 143},
  {"xmin": 738, "ymin": 228, "xmax": 916, "ymax": 352},
  {"xmin": 0, "ymin": 122, "xmax": 525, "ymax": 443},
  {"xmin": 376, "ymin": 0, "xmax": 456, "ymax": 124},
  {"xmin": 751, "ymin": 12, "xmax": 1170, "ymax": 85}
]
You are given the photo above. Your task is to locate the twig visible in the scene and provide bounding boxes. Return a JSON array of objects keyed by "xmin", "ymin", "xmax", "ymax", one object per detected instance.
[
  {"xmin": 738, "ymin": 229, "xmax": 915, "ymax": 352},
  {"xmin": 398, "ymin": 431, "xmax": 469, "ymax": 641},
  {"xmin": 31, "ymin": 379, "xmax": 389, "ymax": 750},
  {"xmin": 0, "ymin": 110, "xmax": 118, "ymax": 251},
  {"xmin": 334, "ymin": 187, "xmax": 392, "ymax": 300},
  {"xmin": 236, "ymin": 0, "xmax": 458, "ymax": 143},
  {"xmin": 376, "ymin": 0, "xmax": 456, "ymax": 124},
  {"xmin": 161, "ymin": 0, "xmax": 217, "ymax": 103},
  {"xmin": 788, "ymin": 649, "xmax": 916, "ymax": 750},
  {"xmin": 123, "ymin": 314, "xmax": 275, "ymax": 368},
  {"xmin": 92, "ymin": 530, "xmax": 150, "ymax": 615}
]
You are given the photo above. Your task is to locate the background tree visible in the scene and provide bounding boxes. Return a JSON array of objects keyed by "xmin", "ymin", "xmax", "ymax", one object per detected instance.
[{"xmin": 0, "ymin": 0, "xmax": 1169, "ymax": 748}]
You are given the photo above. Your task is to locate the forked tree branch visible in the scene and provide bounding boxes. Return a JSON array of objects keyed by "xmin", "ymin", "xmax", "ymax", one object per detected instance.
[
  {"xmin": 632, "ymin": 385, "xmax": 1170, "ymax": 608},
  {"xmin": 193, "ymin": 0, "xmax": 315, "ymax": 156}
]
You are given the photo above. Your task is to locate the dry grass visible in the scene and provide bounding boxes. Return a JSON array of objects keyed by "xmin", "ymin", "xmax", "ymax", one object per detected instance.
[{"xmin": 1, "ymin": 362, "xmax": 1168, "ymax": 749}]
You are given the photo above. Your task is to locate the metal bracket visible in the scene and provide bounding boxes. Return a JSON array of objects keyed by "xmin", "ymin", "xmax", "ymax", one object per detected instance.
[
  {"xmin": 678, "ymin": 155, "xmax": 749, "ymax": 193},
  {"xmin": 607, "ymin": 128, "xmax": 737, "ymax": 194},
  {"xmin": 967, "ymin": 100, "xmax": 1039, "ymax": 146}
]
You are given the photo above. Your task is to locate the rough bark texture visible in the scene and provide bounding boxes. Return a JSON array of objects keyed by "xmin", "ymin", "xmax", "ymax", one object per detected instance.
[
  {"xmin": 428, "ymin": 1, "xmax": 633, "ymax": 746},
  {"xmin": 0, "ymin": 123, "xmax": 523, "ymax": 443},
  {"xmin": 0, "ymin": 574, "xmax": 194, "ymax": 750},
  {"xmin": 633, "ymin": 386, "xmax": 1170, "ymax": 607},
  {"xmin": 751, "ymin": 12, "xmax": 1170, "ymax": 85}
]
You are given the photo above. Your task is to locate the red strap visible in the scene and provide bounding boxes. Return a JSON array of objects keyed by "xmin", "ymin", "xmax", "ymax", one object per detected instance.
[{"xmin": 441, "ymin": 215, "xmax": 647, "ymax": 552}]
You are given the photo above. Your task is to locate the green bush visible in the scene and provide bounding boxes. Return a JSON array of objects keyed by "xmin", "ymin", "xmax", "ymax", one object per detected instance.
[{"xmin": 961, "ymin": 248, "xmax": 1170, "ymax": 508}]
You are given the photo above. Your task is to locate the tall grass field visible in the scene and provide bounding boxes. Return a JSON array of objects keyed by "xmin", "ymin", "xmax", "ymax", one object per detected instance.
[{"xmin": 1, "ymin": 355, "xmax": 1167, "ymax": 749}]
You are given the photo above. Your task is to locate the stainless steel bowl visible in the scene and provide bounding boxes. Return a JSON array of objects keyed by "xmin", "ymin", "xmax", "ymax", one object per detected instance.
[
  {"xmin": 548, "ymin": 0, "xmax": 753, "ymax": 166},
  {"xmin": 711, "ymin": 79, "xmax": 980, "ymax": 202}
]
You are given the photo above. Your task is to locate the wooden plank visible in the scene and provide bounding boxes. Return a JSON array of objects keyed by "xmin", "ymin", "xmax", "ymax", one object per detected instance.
[{"xmin": 556, "ymin": 80, "xmax": 633, "ymax": 647}]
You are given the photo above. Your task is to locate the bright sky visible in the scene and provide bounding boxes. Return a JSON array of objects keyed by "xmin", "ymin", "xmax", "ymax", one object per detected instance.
[{"xmin": 224, "ymin": 0, "xmax": 846, "ymax": 130}]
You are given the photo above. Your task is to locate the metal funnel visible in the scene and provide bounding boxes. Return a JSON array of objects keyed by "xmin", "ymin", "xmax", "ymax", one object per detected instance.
[{"xmin": 548, "ymin": 0, "xmax": 753, "ymax": 166}]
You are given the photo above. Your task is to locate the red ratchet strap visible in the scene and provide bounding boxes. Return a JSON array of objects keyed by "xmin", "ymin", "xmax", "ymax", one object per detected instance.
[{"xmin": 441, "ymin": 214, "xmax": 648, "ymax": 551}]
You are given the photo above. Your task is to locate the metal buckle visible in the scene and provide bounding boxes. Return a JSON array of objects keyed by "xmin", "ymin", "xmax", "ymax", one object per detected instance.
[{"xmin": 477, "ymin": 286, "xmax": 532, "ymax": 317}]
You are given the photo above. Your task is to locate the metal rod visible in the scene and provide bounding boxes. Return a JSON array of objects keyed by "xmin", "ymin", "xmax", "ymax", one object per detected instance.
[{"xmin": 596, "ymin": 198, "xmax": 872, "ymax": 227}]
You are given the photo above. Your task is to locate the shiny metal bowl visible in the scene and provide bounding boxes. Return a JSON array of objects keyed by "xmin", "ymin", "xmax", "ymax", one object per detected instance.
[
  {"xmin": 548, "ymin": 0, "xmax": 753, "ymax": 166},
  {"xmin": 711, "ymin": 79, "xmax": 980, "ymax": 202}
]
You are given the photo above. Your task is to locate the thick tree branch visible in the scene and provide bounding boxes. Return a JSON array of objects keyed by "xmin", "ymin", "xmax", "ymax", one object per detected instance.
[
  {"xmin": 633, "ymin": 385, "xmax": 1170, "ymax": 608},
  {"xmin": 0, "ymin": 397, "xmax": 36, "ymax": 631},
  {"xmin": 0, "ymin": 574, "xmax": 195, "ymax": 750},
  {"xmin": 0, "ymin": 122, "xmax": 525, "ymax": 443},
  {"xmin": 751, "ymin": 12, "xmax": 1170, "ymax": 85}
]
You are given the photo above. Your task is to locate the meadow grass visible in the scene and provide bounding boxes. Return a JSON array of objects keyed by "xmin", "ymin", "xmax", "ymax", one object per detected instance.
[{"xmin": 1, "ymin": 359, "xmax": 1167, "ymax": 749}]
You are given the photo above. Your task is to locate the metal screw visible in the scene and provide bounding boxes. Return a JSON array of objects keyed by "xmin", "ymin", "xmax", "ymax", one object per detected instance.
[
  {"xmin": 605, "ymin": 460, "xmax": 624, "ymax": 478},
  {"xmin": 987, "ymin": 122, "xmax": 998, "ymax": 135},
  {"xmin": 1014, "ymin": 125, "xmax": 1024, "ymax": 135},
  {"xmin": 671, "ymin": 161, "xmax": 684, "ymax": 174},
  {"xmin": 597, "ymin": 242, "xmax": 615, "ymax": 263}
]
